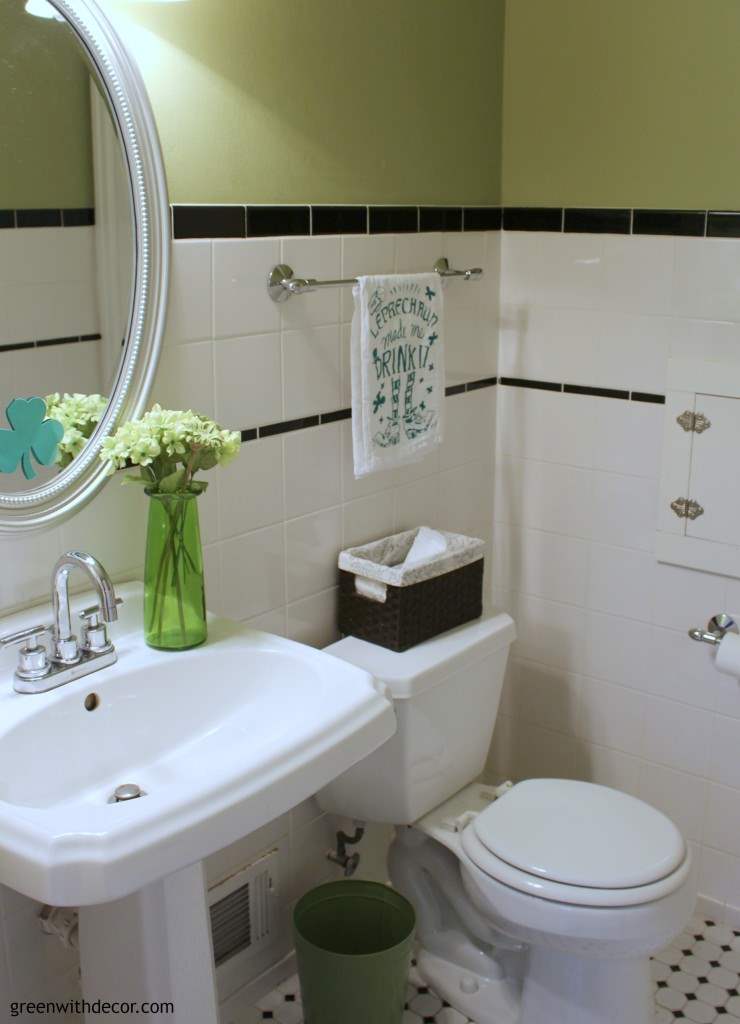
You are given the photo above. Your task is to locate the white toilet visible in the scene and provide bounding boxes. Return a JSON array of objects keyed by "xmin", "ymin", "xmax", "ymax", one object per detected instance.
[{"xmin": 319, "ymin": 613, "xmax": 696, "ymax": 1024}]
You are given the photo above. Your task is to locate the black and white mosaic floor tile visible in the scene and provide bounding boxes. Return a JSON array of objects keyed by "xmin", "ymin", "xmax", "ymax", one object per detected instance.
[{"xmin": 256, "ymin": 918, "xmax": 740, "ymax": 1024}]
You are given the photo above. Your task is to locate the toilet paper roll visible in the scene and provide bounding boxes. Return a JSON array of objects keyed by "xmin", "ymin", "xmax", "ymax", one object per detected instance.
[{"xmin": 715, "ymin": 632, "xmax": 740, "ymax": 678}]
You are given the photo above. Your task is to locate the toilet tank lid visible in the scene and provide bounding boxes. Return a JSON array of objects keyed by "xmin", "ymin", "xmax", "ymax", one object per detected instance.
[{"xmin": 323, "ymin": 613, "xmax": 516, "ymax": 699}]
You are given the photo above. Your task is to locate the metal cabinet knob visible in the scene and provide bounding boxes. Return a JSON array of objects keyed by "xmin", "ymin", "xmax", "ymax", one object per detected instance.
[
  {"xmin": 677, "ymin": 410, "xmax": 711, "ymax": 434},
  {"xmin": 670, "ymin": 497, "xmax": 704, "ymax": 520}
]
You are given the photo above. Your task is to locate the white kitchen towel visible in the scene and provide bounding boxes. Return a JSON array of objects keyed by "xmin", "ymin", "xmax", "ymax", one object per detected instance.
[{"xmin": 351, "ymin": 273, "xmax": 445, "ymax": 477}]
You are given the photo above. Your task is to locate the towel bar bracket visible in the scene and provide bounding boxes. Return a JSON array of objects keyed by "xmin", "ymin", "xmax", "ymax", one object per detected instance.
[{"xmin": 267, "ymin": 257, "xmax": 483, "ymax": 303}]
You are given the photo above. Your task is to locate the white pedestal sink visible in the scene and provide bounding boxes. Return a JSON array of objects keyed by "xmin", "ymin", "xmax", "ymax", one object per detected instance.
[{"xmin": 0, "ymin": 583, "xmax": 396, "ymax": 1022}]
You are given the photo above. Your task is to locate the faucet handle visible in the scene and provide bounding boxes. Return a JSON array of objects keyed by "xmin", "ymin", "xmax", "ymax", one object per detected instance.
[
  {"xmin": 0, "ymin": 624, "xmax": 52, "ymax": 681},
  {"xmin": 78, "ymin": 597, "xmax": 123, "ymax": 654},
  {"xmin": 78, "ymin": 597, "xmax": 124, "ymax": 625}
]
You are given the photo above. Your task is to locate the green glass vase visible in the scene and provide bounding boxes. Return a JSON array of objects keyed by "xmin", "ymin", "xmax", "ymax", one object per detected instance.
[{"xmin": 144, "ymin": 491, "xmax": 207, "ymax": 650}]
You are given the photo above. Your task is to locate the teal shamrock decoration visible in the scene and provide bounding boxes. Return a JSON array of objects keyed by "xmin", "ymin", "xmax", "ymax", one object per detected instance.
[{"xmin": 0, "ymin": 398, "xmax": 64, "ymax": 480}]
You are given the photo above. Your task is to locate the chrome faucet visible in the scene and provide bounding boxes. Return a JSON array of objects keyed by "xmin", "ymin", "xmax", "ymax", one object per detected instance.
[{"xmin": 0, "ymin": 551, "xmax": 122, "ymax": 694}]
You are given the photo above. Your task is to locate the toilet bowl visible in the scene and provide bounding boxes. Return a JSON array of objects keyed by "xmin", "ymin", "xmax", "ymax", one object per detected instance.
[{"xmin": 318, "ymin": 615, "xmax": 696, "ymax": 1024}]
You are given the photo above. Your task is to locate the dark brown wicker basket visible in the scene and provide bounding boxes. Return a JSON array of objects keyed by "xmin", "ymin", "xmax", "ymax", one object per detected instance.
[{"xmin": 338, "ymin": 558, "xmax": 484, "ymax": 652}]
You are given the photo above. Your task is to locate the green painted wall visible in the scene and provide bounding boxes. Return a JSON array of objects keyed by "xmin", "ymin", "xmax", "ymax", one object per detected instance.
[
  {"xmin": 0, "ymin": 0, "xmax": 94, "ymax": 208},
  {"xmin": 502, "ymin": 0, "xmax": 740, "ymax": 209},
  {"xmin": 100, "ymin": 0, "xmax": 504, "ymax": 205}
]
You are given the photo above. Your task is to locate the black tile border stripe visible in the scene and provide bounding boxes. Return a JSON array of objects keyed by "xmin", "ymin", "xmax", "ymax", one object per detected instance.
[
  {"xmin": 503, "ymin": 207, "xmax": 563, "ymax": 232},
  {"xmin": 631, "ymin": 391, "xmax": 666, "ymax": 404},
  {"xmin": 0, "ymin": 208, "xmax": 95, "ymax": 230},
  {"xmin": 564, "ymin": 383, "xmax": 630, "ymax": 400},
  {"xmin": 236, "ymin": 376, "xmax": 665, "ymax": 442},
  {"xmin": 320, "ymin": 408, "xmax": 352, "ymax": 424},
  {"xmin": 564, "ymin": 208, "xmax": 631, "ymax": 234},
  {"xmin": 170, "ymin": 204, "xmax": 504, "ymax": 239},
  {"xmin": 632, "ymin": 209, "xmax": 706, "ymax": 237},
  {"xmin": 259, "ymin": 415, "xmax": 320, "ymax": 438},
  {"xmin": 500, "ymin": 376, "xmax": 563, "ymax": 392},
  {"xmin": 170, "ymin": 203, "xmax": 740, "ymax": 240},
  {"xmin": 236, "ymin": 376, "xmax": 668, "ymax": 442},
  {"xmin": 0, "ymin": 332, "xmax": 101, "ymax": 354}
]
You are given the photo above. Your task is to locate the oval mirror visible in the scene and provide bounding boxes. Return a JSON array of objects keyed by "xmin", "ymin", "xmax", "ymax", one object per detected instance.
[{"xmin": 0, "ymin": 0, "xmax": 168, "ymax": 530}]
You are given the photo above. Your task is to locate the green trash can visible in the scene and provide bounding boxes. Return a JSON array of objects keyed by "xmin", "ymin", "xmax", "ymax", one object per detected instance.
[{"xmin": 293, "ymin": 880, "xmax": 416, "ymax": 1024}]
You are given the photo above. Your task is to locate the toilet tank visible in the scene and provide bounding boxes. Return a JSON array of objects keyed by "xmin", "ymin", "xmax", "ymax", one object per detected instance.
[{"xmin": 318, "ymin": 613, "xmax": 516, "ymax": 824}]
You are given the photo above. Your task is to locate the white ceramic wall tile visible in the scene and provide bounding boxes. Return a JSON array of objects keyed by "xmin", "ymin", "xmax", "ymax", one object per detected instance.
[
  {"xmin": 708, "ymin": 714, "xmax": 740, "ymax": 790},
  {"xmin": 601, "ymin": 235, "xmax": 675, "ymax": 316},
  {"xmin": 439, "ymin": 389, "xmax": 496, "ymax": 471},
  {"xmin": 245, "ymin": 607, "xmax": 288, "ymax": 636},
  {"xmin": 342, "ymin": 491, "xmax": 395, "ymax": 550},
  {"xmin": 436, "ymin": 460, "xmax": 493, "ymax": 540},
  {"xmin": 219, "ymin": 435, "xmax": 285, "ymax": 538},
  {"xmin": 393, "ymin": 474, "xmax": 442, "ymax": 533},
  {"xmin": 212, "ymin": 239, "xmax": 281, "ymax": 339},
  {"xmin": 586, "ymin": 543, "xmax": 654, "ymax": 622},
  {"xmin": 646, "ymin": 625, "xmax": 718, "ymax": 711},
  {"xmin": 285, "ymin": 588, "xmax": 339, "ymax": 649},
  {"xmin": 0, "ymin": 227, "xmax": 99, "ymax": 345},
  {"xmin": 498, "ymin": 388, "xmax": 594, "ymax": 467},
  {"xmin": 281, "ymin": 237, "xmax": 341, "ymax": 329},
  {"xmin": 164, "ymin": 240, "xmax": 213, "ymax": 345},
  {"xmin": 640, "ymin": 695, "xmax": 713, "ymax": 778},
  {"xmin": 651, "ymin": 562, "xmax": 728, "ymax": 633},
  {"xmin": 573, "ymin": 743, "xmax": 642, "ymax": 796},
  {"xmin": 575, "ymin": 676, "xmax": 646, "ymax": 756},
  {"xmin": 636, "ymin": 762, "xmax": 708, "ymax": 843},
  {"xmin": 214, "ymin": 333, "xmax": 282, "ymax": 429},
  {"xmin": 506, "ymin": 657, "xmax": 582, "ymax": 735},
  {"xmin": 698, "ymin": 846, "xmax": 740, "ymax": 911},
  {"xmin": 492, "ymin": 525, "xmax": 589, "ymax": 606},
  {"xmin": 704, "ymin": 783, "xmax": 740, "ymax": 859},
  {"xmin": 588, "ymin": 470, "xmax": 658, "ymax": 552},
  {"xmin": 582, "ymin": 610, "xmax": 653, "ymax": 692},
  {"xmin": 282, "ymin": 325, "xmax": 341, "ymax": 418},
  {"xmin": 589, "ymin": 399, "xmax": 664, "ymax": 479},
  {"xmin": 395, "ymin": 232, "xmax": 443, "ymax": 273},
  {"xmin": 498, "ymin": 307, "xmax": 670, "ymax": 393},
  {"xmin": 283, "ymin": 424, "xmax": 341, "ymax": 519},
  {"xmin": 152, "ymin": 339, "xmax": 216, "ymax": 418},
  {"xmin": 494, "ymin": 456, "xmax": 594, "ymax": 538},
  {"xmin": 442, "ymin": 232, "xmax": 498, "ymax": 381},
  {"xmin": 673, "ymin": 238, "xmax": 740, "ymax": 322},
  {"xmin": 285, "ymin": 507, "xmax": 342, "ymax": 602},
  {"xmin": 219, "ymin": 524, "xmax": 286, "ymax": 621},
  {"xmin": 513, "ymin": 593, "xmax": 589, "ymax": 675}
]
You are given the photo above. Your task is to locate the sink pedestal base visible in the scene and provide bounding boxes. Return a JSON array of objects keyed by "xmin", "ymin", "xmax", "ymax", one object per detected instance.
[{"xmin": 78, "ymin": 861, "xmax": 219, "ymax": 1024}]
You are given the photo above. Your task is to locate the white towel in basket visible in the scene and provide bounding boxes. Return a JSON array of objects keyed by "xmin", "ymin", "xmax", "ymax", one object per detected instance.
[{"xmin": 351, "ymin": 273, "xmax": 445, "ymax": 477}]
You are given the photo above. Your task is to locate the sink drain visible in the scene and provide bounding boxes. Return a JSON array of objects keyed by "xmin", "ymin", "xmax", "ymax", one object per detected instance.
[{"xmin": 111, "ymin": 783, "xmax": 145, "ymax": 803}]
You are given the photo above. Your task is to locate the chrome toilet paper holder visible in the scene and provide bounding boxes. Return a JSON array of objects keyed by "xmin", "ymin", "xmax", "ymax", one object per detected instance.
[{"xmin": 688, "ymin": 613, "xmax": 738, "ymax": 645}]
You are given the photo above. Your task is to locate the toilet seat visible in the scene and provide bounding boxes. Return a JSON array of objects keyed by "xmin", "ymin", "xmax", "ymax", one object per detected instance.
[{"xmin": 460, "ymin": 778, "xmax": 690, "ymax": 908}]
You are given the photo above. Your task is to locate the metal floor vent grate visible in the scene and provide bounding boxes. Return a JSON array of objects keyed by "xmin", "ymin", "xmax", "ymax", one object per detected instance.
[{"xmin": 208, "ymin": 849, "xmax": 278, "ymax": 967}]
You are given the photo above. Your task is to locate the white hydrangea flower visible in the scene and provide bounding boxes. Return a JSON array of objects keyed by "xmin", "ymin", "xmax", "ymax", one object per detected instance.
[{"xmin": 99, "ymin": 405, "xmax": 241, "ymax": 490}]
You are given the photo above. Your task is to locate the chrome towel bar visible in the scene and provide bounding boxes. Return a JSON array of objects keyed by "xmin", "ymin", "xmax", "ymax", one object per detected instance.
[{"xmin": 267, "ymin": 257, "xmax": 483, "ymax": 303}]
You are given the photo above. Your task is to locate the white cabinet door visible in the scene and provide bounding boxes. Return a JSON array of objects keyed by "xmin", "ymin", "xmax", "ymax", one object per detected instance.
[{"xmin": 686, "ymin": 394, "xmax": 740, "ymax": 546}]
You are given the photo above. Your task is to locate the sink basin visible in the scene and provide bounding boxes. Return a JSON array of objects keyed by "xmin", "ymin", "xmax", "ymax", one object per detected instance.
[{"xmin": 0, "ymin": 583, "xmax": 395, "ymax": 905}]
